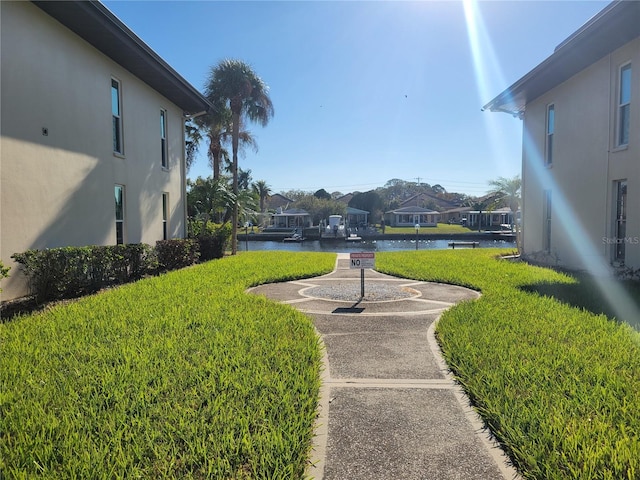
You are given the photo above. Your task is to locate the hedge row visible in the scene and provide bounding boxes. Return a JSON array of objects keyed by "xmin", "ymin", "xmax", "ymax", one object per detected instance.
[{"xmin": 12, "ymin": 229, "xmax": 229, "ymax": 303}]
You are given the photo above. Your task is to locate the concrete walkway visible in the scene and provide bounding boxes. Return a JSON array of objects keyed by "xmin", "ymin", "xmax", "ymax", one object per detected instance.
[{"xmin": 248, "ymin": 253, "xmax": 520, "ymax": 480}]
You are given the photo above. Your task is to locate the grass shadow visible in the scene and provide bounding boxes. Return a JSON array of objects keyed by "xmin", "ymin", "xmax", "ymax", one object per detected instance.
[{"xmin": 520, "ymin": 273, "xmax": 640, "ymax": 330}]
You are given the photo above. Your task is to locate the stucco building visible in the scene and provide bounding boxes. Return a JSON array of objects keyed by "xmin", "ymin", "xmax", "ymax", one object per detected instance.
[
  {"xmin": 1, "ymin": 1, "xmax": 212, "ymax": 300},
  {"xmin": 484, "ymin": 0, "xmax": 639, "ymax": 274}
]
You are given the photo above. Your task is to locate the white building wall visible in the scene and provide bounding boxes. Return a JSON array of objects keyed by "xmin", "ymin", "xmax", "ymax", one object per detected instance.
[
  {"xmin": 1, "ymin": 2, "xmax": 187, "ymax": 300},
  {"xmin": 522, "ymin": 37, "xmax": 639, "ymax": 272}
]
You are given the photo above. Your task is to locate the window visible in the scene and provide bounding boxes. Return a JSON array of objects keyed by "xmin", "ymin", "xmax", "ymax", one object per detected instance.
[
  {"xmin": 112, "ymin": 79, "xmax": 123, "ymax": 154},
  {"xmin": 617, "ymin": 64, "xmax": 631, "ymax": 146},
  {"xmin": 543, "ymin": 189, "xmax": 552, "ymax": 252},
  {"xmin": 545, "ymin": 104, "xmax": 554, "ymax": 165},
  {"xmin": 162, "ymin": 192, "xmax": 169, "ymax": 240},
  {"xmin": 160, "ymin": 109, "xmax": 168, "ymax": 168},
  {"xmin": 115, "ymin": 185, "xmax": 125, "ymax": 244},
  {"xmin": 614, "ymin": 180, "xmax": 627, "ymax": 262}
]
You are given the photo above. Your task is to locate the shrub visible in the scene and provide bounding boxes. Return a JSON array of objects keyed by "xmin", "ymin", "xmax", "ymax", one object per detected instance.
[
  {"xmin": 193, "ymin": 223, "xmax": 231, "ymax": 261},
  {"xmin": 11, "ymin": 244, "xmax": 153, "ymax": 302},
  {"xmin": 155, "ymin": 239, "xmax": 199, "ymax": 273}
]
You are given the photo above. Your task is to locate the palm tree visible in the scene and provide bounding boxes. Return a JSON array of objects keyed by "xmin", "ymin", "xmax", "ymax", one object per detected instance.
[
  {"xmin": 252, "ymin": 180, "xmax": 272, "ymax": 227},
  {"xmin": 464, "ymin": 195, "xmax": 497, "ymax": 232},
  {"xmin": 205, "ymin": 59, "xmax": 274, "ymax": 255},
  {"xmin": 184, "ymin": 120, "xmax": 202, "ymax": 173},
  {"xmin": 238, "ymin": 168, "xmax": 253, "ymax": 191},
  {"xmin": 188, "ymin": 103, "xmax": 258, "ymax": 181},
  {"xmin": 237, "ymin": 188, "xmax": 259, "ymax": 227},
  {"xmin": 187, "ymin": 176, "xmax": 236, "ymax": 229},
  {"xmin": 201, "ymin": 105, "xmax": 230, "ymax": 181},
  {"xmin": 488, "ymin": 175, "xmax": 522, "ymax": 251},
  {"xmin": 488, "ymin": 176, "xmax": 521, "ymax": 231}
]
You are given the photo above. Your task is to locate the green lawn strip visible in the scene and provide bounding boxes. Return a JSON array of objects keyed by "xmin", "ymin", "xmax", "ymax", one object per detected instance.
[
  {"xmin": 376, "ymin": 249, "xmax": 640, "ymax": 480},
  {"xmin": 1, "ymin": 251, "xmax": 335, "ymax": 479},
  {"xmin": 382, "ymin": 224, "xmax": 477, "ymax": 235}
]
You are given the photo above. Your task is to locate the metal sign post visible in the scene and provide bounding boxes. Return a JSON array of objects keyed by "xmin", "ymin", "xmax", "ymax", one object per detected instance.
[{"xmin": 350, "ymin": 252, "xmax": 375, "ymax": 298}]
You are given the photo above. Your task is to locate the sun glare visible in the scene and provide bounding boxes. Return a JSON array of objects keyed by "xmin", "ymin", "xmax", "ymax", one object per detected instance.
[
  {"xmin": 462, "ymin": 0, "xmax": 520, "ymax": 176},
  {"xmin": 465, "ymin": 0, "xmax": 639, "ymax": 323},
  {"xmin": 523, "ymin": 132, "xmax": 640, "ymax": 323}
]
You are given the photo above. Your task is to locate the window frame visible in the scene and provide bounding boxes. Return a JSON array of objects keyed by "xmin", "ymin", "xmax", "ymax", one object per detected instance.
[
  {"xmin": 112, "ymin": 78, "xmax": 124, "ymax": 155},
  {"xmin": 545, "ymin": 104, "xmax": 555, "ymax": 166},
  {"xmin": 115, "ymin": 185, "xmax": 125, "ymax": 245},
  {"xmin": 617, "ymin": 63, "xmax": 631, "ymax": 147},
  {"xmin": 160, "ymin": 109, "xmax": 168, "ymax": 169}
]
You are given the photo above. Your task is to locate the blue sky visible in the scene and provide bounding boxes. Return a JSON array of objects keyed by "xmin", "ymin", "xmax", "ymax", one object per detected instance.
[{"xmin": 105, "ymin": 0, "xmax": 610, "ymax": 197}]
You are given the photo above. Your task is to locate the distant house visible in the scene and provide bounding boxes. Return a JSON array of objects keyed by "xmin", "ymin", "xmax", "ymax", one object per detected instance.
[
  {"xmin": 484, "ymin": 0, "xmax": 639, "ymax": 272},
  {"xmin": 400, "ymin": 192, "xmax": 458, "ymax": 211},
  {"xmin": 269, "ymin": 208, "xmax": 311, "ymax": 230},
  {"xmin": 336, "ymin": 193, "xmax": 354, "ymax": 205},
  {"xmin": 467, "ymin": 207, "xmax": 515, "ymax": 231},
  {"xmin": 440, "ymin": 207, "xmax": 472, "ymax": 225},
  {"xmin": 384, "ymin": 206, "xmax": 439, "ymax": 227},
  {"xmin": 0, "ymin": 1, "xmax": 212, "ymax": 300},
  {"xmin": 346, "ymin": 207, "xmax": 369, "ymax": 228},
  {"xmin": 266, "ymin": 193, "xmax": 293, "ymax": 212}
]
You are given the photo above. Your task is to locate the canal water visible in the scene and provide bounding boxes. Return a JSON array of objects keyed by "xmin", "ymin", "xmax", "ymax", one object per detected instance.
[{"xmin": 240, "ymin": 238, "xmax": 515, "ymax": 252}]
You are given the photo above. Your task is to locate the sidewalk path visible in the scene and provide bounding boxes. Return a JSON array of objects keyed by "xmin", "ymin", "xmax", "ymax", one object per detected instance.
[{"xmin": 248, "ymin": 253, "xmax": 520, "ymax": 480}]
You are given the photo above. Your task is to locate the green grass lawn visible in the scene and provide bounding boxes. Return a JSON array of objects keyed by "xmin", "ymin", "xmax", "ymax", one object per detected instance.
[
  {"xmin": 251, "ymin": 223, "xmax": 478, "ymax": 235},
  {"xmin": 2, "ymin": 249, "xmax": 639, "ymax": 479},
  {"xmin": 376, "ymin": 249, "xmax": 640, "ymax": 480},
  {"xmin": 383, "ymin": 223, "xmax": 477, "ymax": 234},
  {"xmin": 1, "ymin": 252, "xmax": 335, "ymax": 479}
]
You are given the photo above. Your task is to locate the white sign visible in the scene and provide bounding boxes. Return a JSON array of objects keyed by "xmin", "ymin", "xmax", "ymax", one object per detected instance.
[{"xmin": 350, "ymin": 252, "xmax": 375, "ymax": 269}]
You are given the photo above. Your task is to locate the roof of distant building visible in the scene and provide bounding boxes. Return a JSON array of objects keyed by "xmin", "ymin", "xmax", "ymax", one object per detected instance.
[
  {"xmin": 347, "ymin": 206, "xmax": 369, "ymax": 214},
  {"xmin": 336, "ymin": 193, "xmax": 354, "ymax": 205},
  {"xmin": 400, "ymin": 192, "xmax": 459, "ymax": 209},
  {"xmin": 272, "ymin": 208, "xmax": 309, "ymax": 216},
  {"xmin": 386, "ymin": 206, "xmax": 440, "ymax": 215}
]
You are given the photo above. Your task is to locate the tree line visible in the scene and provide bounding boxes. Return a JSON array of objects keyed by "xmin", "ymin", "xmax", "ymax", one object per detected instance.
[{"xmin": 185, "ymin": 59, "xmax": 520, "ymax": 241}]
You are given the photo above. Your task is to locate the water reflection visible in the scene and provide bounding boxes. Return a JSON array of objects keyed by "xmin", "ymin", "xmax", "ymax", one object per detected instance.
[{"xmin": 242, "ymin": 239, "xmax": 514, "ymax": 252}]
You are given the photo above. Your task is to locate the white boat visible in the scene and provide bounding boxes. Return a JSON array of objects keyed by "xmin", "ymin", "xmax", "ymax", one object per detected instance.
[
  {"xmin": 283, "ymin": 229, "xmax": 305, "ymax": 242},
  {"xmin": 321, "ymin": 215, "xmax": 347, "ymax": 239},
  {"xmin": 283, "ymin": 233, "xmax": 305, "ymax": 242}
]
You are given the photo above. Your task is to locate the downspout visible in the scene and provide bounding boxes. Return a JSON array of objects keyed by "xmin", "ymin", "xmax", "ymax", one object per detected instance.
[
  {"xmin": 519, "ymin": 113, "xmax": 525, "ymax": 255},
  {"xmin": 181, "ymin": 116, "xmax": 188, "ymax": 239}
]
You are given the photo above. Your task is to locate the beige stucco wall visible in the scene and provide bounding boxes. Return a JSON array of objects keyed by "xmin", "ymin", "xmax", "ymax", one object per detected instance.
[
  {"xmin": 1, "ymin": 2, "xmax": 187, "ymax": 300},
  {"xmin": 521, "ymin": 37, "xmax": 639, "ymax": 272}
]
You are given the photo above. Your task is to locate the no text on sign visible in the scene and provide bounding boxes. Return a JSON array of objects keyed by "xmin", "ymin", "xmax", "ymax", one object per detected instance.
[{"xmin": 350, "ymin": 252, "xmax": 375, "ymax": 269}]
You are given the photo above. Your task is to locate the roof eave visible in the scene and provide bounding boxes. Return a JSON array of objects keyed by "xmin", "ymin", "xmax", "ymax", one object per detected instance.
[
  {"xmin": 32, "ymin": 1, "xmax": 213, "ymax": 114},
  {"xmin": 483, "ymin": 0, "xmax": 639, "ymax": 116}
]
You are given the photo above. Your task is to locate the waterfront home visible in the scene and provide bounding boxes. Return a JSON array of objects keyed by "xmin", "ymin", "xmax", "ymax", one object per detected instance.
[
  {"xmin": 384, "ymin": 206, "xmax": 439, "ymax": 227},
  {"xmin": 346, "ymin": 206, "xmax": 370, "ymax": 228},
  {"xmin": 269, "ymin": 208, "xmax": 311, "ymax": 230}
]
